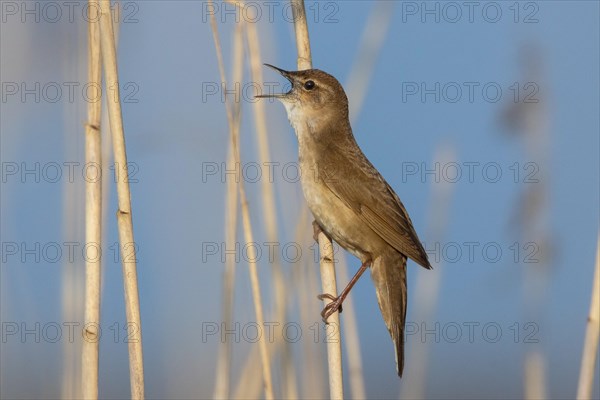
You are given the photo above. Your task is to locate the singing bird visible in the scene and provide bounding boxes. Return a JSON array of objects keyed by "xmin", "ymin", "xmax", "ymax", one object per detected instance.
[{"xmin": 257, "ymin": 64, "xmax": 431, "ymax": 377}]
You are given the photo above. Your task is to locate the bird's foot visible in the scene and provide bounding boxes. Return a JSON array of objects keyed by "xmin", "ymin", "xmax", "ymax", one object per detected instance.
[{"xmin": 317, "ymin": 293, "xmax": 343, "ymax": 323}]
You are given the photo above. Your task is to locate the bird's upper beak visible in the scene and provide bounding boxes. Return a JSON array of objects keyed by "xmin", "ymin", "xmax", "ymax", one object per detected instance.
[{"xmin": 255, "ymin": 64, "xmax": 294, "ymax": 99}]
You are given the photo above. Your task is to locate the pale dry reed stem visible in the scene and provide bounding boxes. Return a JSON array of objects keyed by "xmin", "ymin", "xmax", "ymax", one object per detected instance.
[
  {"xmin": 242, "ymin": 10, "xmax": 299, "ymax": 399},
  {"xmin": 525, "ymin": 351, "xmax": 547, "ymax": 400},
  {"xmin": 100, "ymin": 5, "xmax": 118, "ymax": 303},
  {"xmin": 576, "ymin": 234, "xmax": 600, "ymax": 400},
  {"xmin": 236, "ymin": 208, "xmax": 327, "ymax": 399},
  {"xmin": 291, "ymin": 0, "xmax": 312, "ymax": 71},
  {"xmin": 233, "ymin": 340, "xmax": 285, "ymax": 400},
  {"xmin": 208, "ymin": 4, "xmax": 274, "ymax": 398},
  {"xmin": 514, "ymin": 48, "xmax": 549, "ymax": 400},
  {"xmin": 213, "ymin": 142, "xmax": 239, "ymax": 400},
  {"xmin": 336, "ymin": 256, "xmax": 365, "ymax": 400},
  {"xmin": 292, "ymin": 208, "xmax": 327, "ymax": 398},
  {"xmin": 235, "ymin": 114, "xmax": 275, "ymax": 400},
  {"xmin": 316, "ymin": 230, "xmax": 343, "ymax": 399},
  {"xmin": 213, "ymin": 21, "xmax": 242, "ymax": 400},
  {"xmin": 98, "ymin": 0, "xmax": 144, "ymax": 397},
  {"xmin": 232, "ymin": 346, "xmax": 263, "ymax": 399},
  {"xmin": 82, "ymin": 1, "xmax": 102, "ymax": 397},
  {"xmin": 290, "ymin": 1, "xmax": 343, "ymax": 397}
]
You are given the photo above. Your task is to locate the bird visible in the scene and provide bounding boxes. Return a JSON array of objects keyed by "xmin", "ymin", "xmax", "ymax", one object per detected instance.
[{"xmin": 256, "ymin": 64, "xmax": 431, "ymax": 377}]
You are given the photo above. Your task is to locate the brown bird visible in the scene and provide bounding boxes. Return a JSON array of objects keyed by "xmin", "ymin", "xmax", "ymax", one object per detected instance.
[{"xmin": 257, "ymin": 64, "xmax": 431, "ymax": 377}]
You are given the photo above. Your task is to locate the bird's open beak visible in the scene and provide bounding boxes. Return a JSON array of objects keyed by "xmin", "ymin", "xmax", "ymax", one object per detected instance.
[{"xmin": 255, "ymin": 64, "xmax": 293, "ymax": 99}]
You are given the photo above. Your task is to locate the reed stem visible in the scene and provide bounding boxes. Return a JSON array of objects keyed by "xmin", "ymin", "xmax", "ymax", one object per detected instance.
[
  {"xmin": 291, "ymin": 0, "xmax": 344, "ymax": 397},
  {"xmin": 98, "ymin": 0, "xmax": 145, "ymax": 397},
  {"xmin": 81, "ymin": 0, "xmax": 102, "ymax": 397},
  {"xmin": 576, "ymin": 234, "xmax": 600, "ymax": 400}
]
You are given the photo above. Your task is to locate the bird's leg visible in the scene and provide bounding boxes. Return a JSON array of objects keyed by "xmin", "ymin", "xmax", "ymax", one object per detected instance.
[{"xmin": 318, "ymin": 259, "xmax": 371, "ymax": 323}]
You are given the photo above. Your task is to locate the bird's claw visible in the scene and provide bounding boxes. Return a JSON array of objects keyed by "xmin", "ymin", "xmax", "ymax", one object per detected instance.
[{"xmin": 317, "ymin": 293, "xmax": 343, "ymax": 323}]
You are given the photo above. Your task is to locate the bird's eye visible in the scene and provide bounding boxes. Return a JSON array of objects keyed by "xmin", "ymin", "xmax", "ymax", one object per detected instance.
[{"xmin": 304, "ymin": 80, "xmax": 315, "ymax": 90}]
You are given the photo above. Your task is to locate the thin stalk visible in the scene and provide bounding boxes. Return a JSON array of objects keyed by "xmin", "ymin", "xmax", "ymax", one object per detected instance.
[
  {"xmin": 576, "ymin": 234, "xmax": 600, "ymax": 400},
  {"xmin": 213, "ymin": 20, "xmax": 242, "ymax": 400},
  {"xmin": 242, "ymin": 8, "xmax": 298, "ymax": 399},
  {"xmin": 316, "ymin": 230, "xmax": 343, "ymax": 399},
  {"xmin": 208, "ymin": 4, "xmax": 274, "ymax": 398},
  {"xmin": 336, "ymin": 255, "xmax": 365, "ymax": 400},
  {"xmin": 232, "ymin": 69, "xmax": 275, "ymax": 400},
  {"xmin": 82, "ymin": 0, "xmax": 103, "ymax": 397},
  {"xmin": 291, "ymin": 0, "xmax": 312, "ymax": 71},
  {"xmin": 98, "ymin": 0, "xmax": 144, "ymax": 398},
  {"xmin": 291, "ymin": 1, "xmax": 343, "ymax": 397},
  {"xmin": 292, "ymin": 208, "xmax": 327, "ymax": 398},
  {"xmin": 525, "ymin": 351, "xmax": 547, "ymax": 400}
]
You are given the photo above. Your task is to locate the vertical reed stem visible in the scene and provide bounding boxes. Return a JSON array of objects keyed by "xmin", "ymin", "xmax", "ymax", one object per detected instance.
[
  {"xmin": 291, "ymin": 0, "xmax": 344, "ymax": 397},
  {"xmin": 213, "ymin": 20, "xmax": 242, "ymax": 400},
  {"xmin": 98, "ymin": 0, "xmax": 144, "ymax": 397},
  {"xmin": 208, "ymin": 3, "xmax": 274, "ymax": 397},
  {"xmin": 82, "ymin": 1, "xmax": 102, "ymax": 397},
  {"xmin": 576, "ymin": 234, "xmax": 600, "ymax": 400}
]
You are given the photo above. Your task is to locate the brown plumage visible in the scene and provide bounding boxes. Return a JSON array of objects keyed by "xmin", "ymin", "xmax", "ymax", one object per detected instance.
[{"xmin": 258, "ymin": 65, "xmax": 431, "ymax": 376}]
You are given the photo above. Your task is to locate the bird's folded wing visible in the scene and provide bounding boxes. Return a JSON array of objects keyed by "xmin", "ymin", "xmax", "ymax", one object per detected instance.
[{"xmin": 321, "ymin": 149, "xmax": 432, "ymax": 269}]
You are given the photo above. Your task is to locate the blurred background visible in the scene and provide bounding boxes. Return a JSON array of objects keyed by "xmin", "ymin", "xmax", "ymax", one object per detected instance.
[{"xmin": 1, "ymin": 1, "xmax": 599, "ymax": 399}]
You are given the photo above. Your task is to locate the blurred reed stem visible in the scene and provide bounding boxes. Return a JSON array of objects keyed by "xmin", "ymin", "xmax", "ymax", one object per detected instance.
[
  {"xmin": 208, "ymin": 4, "xmax": 274, "ymax": 398},
  {"xmin": 213, "ymin": 20, "xmax": 242, "ymax": 400},
  {"xmin": 293, "ymin": 208, "xmax": 327, "ymax": 398},
  {"xmin": 525, "ymin": 351, "xmax": 547, "ymax": 400},
  {"xmin": 98, "ymin": 0, "xmax": 145, "ymax": 397},
  {"xmin": 401, "ymin": 145, "xmax": 455, "ymax": 399},
  {"xmin": 336, "ymin": 256, "xmax": 365, "ymax": 400},
  {"xmin": 243, "ymin": 10, "xmax": 298, "ymax": 397},
  {"xmin": 81, "ymin": 0, "xmax": 102, "ymax": 397},
  {"xmin": 290, "ymin": 0, "xmax": 344, "ymax": 397},
  {"xmin": 576, "ymin": 234, "xmax": 600, "ymax": 400}
]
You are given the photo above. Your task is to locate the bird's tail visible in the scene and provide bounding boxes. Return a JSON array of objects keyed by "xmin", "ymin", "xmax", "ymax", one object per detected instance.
[{"xmin": 370, "ymin": 250, "xmax": 407, "ymax": 377}]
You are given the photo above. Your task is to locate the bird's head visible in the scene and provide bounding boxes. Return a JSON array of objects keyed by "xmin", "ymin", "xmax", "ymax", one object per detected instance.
[{"xmin": 256, "ymin": 64, "xmax": 349, "ymax": 136}]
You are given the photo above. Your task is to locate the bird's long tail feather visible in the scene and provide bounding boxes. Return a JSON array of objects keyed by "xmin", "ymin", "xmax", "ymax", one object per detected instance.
[{"xmin": 370, "ymin": 250, "xmax": 407, "ymax": 377}]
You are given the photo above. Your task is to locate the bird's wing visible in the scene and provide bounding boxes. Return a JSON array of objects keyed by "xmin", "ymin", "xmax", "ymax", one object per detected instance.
[{"xmin": 320, "ymin": 143, "xmax": 432, "ymax": 269}]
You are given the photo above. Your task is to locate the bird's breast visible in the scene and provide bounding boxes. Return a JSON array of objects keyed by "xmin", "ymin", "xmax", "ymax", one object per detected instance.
[{"xmin": 299, "ymin": 150, "xmax": 385, "ymax": 262}]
